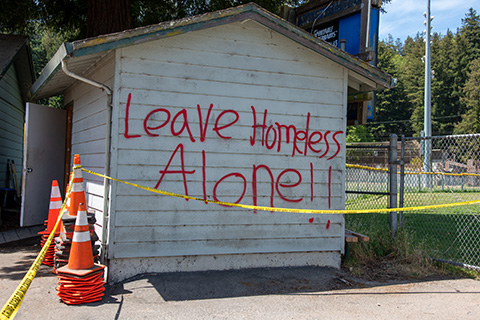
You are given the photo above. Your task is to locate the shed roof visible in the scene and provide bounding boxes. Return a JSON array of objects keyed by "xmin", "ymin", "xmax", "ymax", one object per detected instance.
[
  {"xmin": 29, "ymin": 3, "xmax": 394, "ymax": 101},
  {"xmin": 0, "ymin": 34, "xmax": 35, "ymax": 102}
]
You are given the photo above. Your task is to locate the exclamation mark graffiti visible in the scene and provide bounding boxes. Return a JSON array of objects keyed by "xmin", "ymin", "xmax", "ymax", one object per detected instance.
[{"xmin": 328, "ymin": 166, "xmax": 332, "ymax": 209}]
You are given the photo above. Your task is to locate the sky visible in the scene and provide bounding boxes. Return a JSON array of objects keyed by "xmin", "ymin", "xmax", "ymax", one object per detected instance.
[{"xmin": 378, "ymin": 0, "xmax": 478, "ymax": 41}]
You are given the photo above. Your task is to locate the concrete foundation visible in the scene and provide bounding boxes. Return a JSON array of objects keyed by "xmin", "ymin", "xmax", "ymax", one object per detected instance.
[{"xmin": 107, "ymin": 251, "xmax": 341, "ymax": 283}]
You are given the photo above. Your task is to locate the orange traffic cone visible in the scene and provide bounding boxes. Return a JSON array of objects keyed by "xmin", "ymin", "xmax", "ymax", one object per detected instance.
[
  {"xmin": 69, "ymin": 154, "xmax": 86, "ymax": 217},
  {"xmin": 54, "ymin": 171, "xmax": 72, "ymax": 272},
  {"xmin": 67, "ymin": 203, "xmax": 94, "ymax": 270},
  {"xmin": 39, "ymin": 180, "xmax": 63, "ymax": 267},
  {"xmin": 56, "ymin": 203, "xmax": 105, "ymax": 305},
  {"xmin": 59, "ymin": 171, "xmax": 73, "ymax": 235},
  {"xmin": 45, "ymin": 180, "xmax": 63, "ymax": 234}
]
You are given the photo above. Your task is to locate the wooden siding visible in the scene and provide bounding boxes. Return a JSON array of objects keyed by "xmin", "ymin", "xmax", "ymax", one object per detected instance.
[
  {"xmin": 0, "ymin": 66, "xmax": 24, "ymax": 188},
  {"xmin": 64, "ymin": 53, "xmax": 114, "ymax": 236},
  {"xmin": 110, "ymin": 21, "xmax": 346, "ymax": 259}
]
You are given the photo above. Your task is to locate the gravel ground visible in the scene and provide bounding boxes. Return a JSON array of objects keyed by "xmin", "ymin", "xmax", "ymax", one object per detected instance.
[{"xmin": 1, "ymin": 242, "xmax": 480, "ymax": 320}]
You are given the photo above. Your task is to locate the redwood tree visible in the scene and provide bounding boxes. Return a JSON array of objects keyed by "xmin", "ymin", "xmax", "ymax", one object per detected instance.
[{"xmin": 86, "ymin": 0, "xmax": 132, "ymax": 37}]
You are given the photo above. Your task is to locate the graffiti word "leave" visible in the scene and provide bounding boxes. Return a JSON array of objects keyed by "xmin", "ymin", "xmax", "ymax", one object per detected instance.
[{"xmin": 124, "ymin": 93, "xmax": 237, "ymax": 142}]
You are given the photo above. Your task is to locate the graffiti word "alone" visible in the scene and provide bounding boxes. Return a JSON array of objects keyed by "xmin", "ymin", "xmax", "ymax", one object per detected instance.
[{"xmin": 155, "ymin": 143, "xmax": 333, "ymax": 208}]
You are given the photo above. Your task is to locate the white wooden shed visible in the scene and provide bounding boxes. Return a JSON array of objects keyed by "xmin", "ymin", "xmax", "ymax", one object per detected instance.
[{"xmin": 28, "ymin": 3, "xmax": 394, "ymax": 283}]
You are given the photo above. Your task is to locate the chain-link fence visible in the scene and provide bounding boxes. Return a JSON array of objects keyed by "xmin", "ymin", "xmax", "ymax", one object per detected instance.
[
  {"xmin": 345, "ymin": 133, "xmax": 480, "ymax": 269},
  {"xmin": 400, "ymin": 134, "xmax": 480, "ymax": 268}
]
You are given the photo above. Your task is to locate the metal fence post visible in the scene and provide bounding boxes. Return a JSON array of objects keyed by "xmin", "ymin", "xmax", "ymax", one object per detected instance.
[
  {"xmin": 399, "ymin": 135, "xmax": 405, "ymax": 228},
  {"xmin": 389, "ymin": 134, "xmax": 398, "ymax": 238}
]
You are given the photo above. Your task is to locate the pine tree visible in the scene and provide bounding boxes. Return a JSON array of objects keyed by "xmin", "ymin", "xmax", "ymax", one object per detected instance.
[
  {"xmin": 454, "ymin": 8, "xmax": 480, "ymax": 133},
  {"xmin": 431, "ymin": 31, "xmax": 460, "ymax": 135},
  {"xmin": 402, "ymin": 34, "xmax": 426, "ymax": 135},
  {"xmin": 371, "ymin": 36, "xmax": 413, "ymax": 140},
  {"xmin": 454, "ymin": 58, "xmax": 480, "ymax": 133}
]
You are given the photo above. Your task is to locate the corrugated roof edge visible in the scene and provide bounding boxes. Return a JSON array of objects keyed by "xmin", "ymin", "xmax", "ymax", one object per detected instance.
[{"xmin": 29, "ymin": 2, "xmax": 394, "ymax": 100}]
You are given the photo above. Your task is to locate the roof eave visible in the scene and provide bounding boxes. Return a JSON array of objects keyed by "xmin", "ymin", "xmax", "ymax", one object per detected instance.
[
  {"xmin": 67, "ymin": 5, "xmax": 258, "ymax": 58},
  {"xmin": 68, "ymin": 3, "xmax": 393, "ymax": 89},
  {"xmin": 28, "ymin": 43, "xmax": 69, "ymax": 101},
  {"xmin": 248, "ymin": 9, "xmax": 393, "ymax": 89}
]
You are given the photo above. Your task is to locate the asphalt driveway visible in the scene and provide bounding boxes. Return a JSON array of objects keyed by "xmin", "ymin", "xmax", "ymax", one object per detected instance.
[{"xmin": 1, "ymin": 242, "xmax": 480, "ymax": 320}]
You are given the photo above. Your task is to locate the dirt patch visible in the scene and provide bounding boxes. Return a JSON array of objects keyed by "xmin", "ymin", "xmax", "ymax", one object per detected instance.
[{"xmin": 344, "ymin": 254, "xmax": 475, "ymax": 284}]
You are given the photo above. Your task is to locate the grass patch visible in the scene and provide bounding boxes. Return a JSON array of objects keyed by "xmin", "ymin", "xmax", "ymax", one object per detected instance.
[
  {"xmin": 346, "ymin": 190, "xmax": 480, "ymax": 213},
  {"xmin": 344, "ymin": 223, "xmax": 440, "ymax": 280},
  {"xmin": 343, "ymin": 225, "xmax": 480, "ymax": 281},
  {"xmin": 344, "ymin": 191, "xmax": 480, "ymax": 280}
]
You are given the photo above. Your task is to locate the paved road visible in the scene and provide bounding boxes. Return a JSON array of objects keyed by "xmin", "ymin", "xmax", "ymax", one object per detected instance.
[{"xmin": 1, "ymin": 243, "xmax": 480, "ymax": 319}]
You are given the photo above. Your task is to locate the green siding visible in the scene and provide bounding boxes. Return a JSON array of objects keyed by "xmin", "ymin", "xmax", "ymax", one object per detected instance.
[{"xmin": 0, "ymin": 66, "xmax": 24, "ymax": 189}]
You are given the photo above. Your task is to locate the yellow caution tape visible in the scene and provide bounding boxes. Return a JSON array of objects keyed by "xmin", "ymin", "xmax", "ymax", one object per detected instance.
[
  {"xmin": 0, "ymin": 175, "xmax": 74, "ymax": 320},
  {"xmin": 80, "ymin": 167, "xmax": 480, "ymax": 214},
  {"xmin": 403, "ymin": 171, "xmax": 480, "ymax": 177},
  {"xmin": 3, "ymin": 162, "xmax": 479, "ymax": 319},
  {"xmin": 346, "ymin": 164, "xmax": 388, "ymax": 172},
  {"xmin": 346, "ymin": 163, "xmax": 480, "ymax": 177}
]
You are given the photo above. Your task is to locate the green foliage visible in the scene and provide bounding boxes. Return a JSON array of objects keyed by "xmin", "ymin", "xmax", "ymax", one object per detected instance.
[
  {"xmin": 346, "ymin": 125, "xmax": 375, "ymax": 143},
  {"xmin": 1, "ymin": 2, "xmax": 478, "ymax": 133},
  {"xmin": 431, "ymin": 31, "xmax": 461, "ymax": 135},
  {"xmin": 0, "ymin": 0, "xmax": 38, "ymax": 34},
  {"xmin": 28, "ymin": 22, "xmax": 77, "ymax": 76},
  {"xmin": 372, "ymin": 36, "xmax": 413, "ymax": 140},
  {"xmin": 402, "ymin": 34, "xmax": 426, "ymax": 135},
  {"xmin": 454, "ymin": 9, "xmax": 480, "ymax": 134},
  {"xmin": 2, "ymin": 0, "xmax": 299, "ymax": 40},
  {"xmin": 455, "ymin": 58, "xmax": 480, "ymax": 133},
  {"xmin": 369, "ymin": 7, "xmax": 480, "ymax": 139}
]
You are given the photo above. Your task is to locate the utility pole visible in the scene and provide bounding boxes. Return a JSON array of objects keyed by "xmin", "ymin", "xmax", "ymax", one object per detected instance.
[{"xmin": 423, "ymin": 0, "xmax": 433, "ymax": 187}]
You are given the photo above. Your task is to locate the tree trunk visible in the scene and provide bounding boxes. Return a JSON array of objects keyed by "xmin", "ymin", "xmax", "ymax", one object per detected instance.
[{"xmin": 87, "ymin": 0, "xmax": 132, "ymax": 38}]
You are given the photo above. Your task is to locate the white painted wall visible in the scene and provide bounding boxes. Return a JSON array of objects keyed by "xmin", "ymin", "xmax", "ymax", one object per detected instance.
[
  {"xmin": 63, "ymin": 52, "xmax": 114, "ymax": 241},
  {"xmin": 0, "ymin": 66, "xmax": 24, "ymax": 189},
  {"xmin": 108, "ymin": 20, "xmax": 347, "ymax": 281}
]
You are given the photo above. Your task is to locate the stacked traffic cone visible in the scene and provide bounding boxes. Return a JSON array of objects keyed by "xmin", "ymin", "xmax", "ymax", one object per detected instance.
[
  {"xmin": 58, "ymin": 170, "xmax": 74, "ymax": 235},
  {"xmin": 56, "ymin": 204, "xmax": 105, "ymax": 305},
  {"xmin": 69, "ymin": 154, "xmax": 87, "ymax": 217},
  {"xmin": 54, "ymin": 203, "xmax": 100, "ymax": 270},
  {"xmin": 54, "ymin": 154, "xmax": 99, "ymax": 271},
  {"xmin": 39, "ymin": 180, "xmax": 63, "ymax": 266}
]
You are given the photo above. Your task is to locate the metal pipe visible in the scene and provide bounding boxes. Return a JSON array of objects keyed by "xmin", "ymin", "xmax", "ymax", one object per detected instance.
[
  {"xmin": 404, "ymin": 133, "xmax": 480, "ymax": 141},
  {"xmin": 310, "ymin": 0, "xmax": 334, "ymax": 34},
  {"xmin": 61, "ymin": 60, "xmax": 113, "ymax": 267},
  {"xmin": 423, "ymin": 0, "xmax": 432, "ymax": 188},
  {"xmin": 366, "ymin": 0, "xmax": 372, "ymax": 48},
  {"xmin": 389, "ymin": 134, "xmax": 398, "ymax": 238},
  {"xmin": 399, "ymin": 135, "xmax": 405, "ymax": 228}
]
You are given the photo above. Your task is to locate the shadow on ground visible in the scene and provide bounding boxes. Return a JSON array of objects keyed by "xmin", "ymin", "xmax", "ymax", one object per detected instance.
[
  {"xmin": 106, "ymin": 266, "xmax": 387, "ymax": 302},
  {"xmin": 0, "ymin": 243, "xmax": 58, "ymax": 280}
]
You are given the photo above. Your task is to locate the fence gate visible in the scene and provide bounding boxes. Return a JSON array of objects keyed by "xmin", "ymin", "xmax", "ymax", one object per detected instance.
[
  {"xmin": 345, "ymin": 138, "xmax": 397, "ymax": 236},
  {"xmin": 399, "ymin": 134, "xmax": 480, "ymax": 269}
]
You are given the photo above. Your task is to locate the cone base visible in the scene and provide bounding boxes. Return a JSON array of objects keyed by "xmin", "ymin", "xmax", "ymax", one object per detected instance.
[
  {"xmin": 57, "ymin": 264, "xmax": 105, "ymax": 277},
  {"xmin": 58, "ymin": 294, "xmax": 104, "ymax": 305},
  {"xmin": 57, "ymin": 286, "xmax": 105, "ymax": 297},
  {"xmin": 58, "ymin": 269, "xmax": 103, "ymax": 280},
  {"xmin": 58, "ymin": 281, "xmax": 105, "ymax": 290}
]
